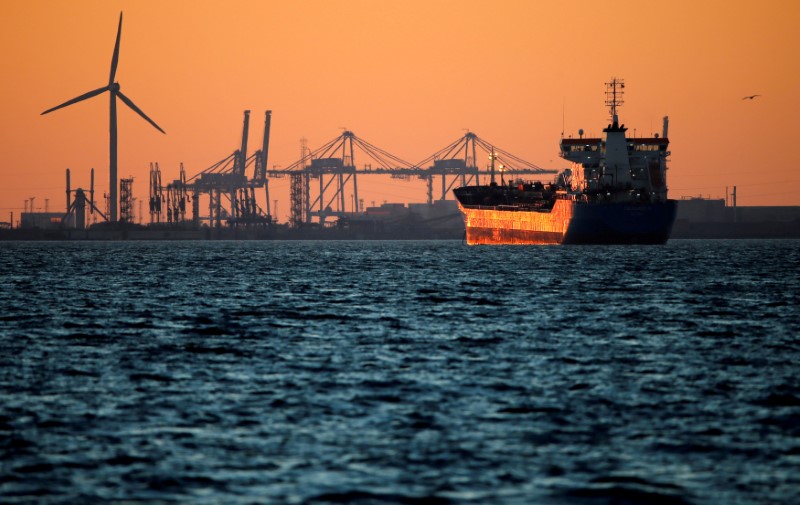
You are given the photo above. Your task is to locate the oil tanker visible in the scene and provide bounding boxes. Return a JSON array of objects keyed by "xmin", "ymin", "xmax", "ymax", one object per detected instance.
[{"xmin": 454, "ymin": 79, "xmax": 677, "ymax": 245}]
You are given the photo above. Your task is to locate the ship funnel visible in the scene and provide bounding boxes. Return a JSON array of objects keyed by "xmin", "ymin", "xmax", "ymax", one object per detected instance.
[{"xmin": 662, "ymin": 116, "xmax": 669, "ymax": 139}]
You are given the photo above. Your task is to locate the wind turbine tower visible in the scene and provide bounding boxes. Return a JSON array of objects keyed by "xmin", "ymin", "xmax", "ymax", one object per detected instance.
[{"xmin": 41, "ymin": 12, "xmax": 165, "ymax": 223}]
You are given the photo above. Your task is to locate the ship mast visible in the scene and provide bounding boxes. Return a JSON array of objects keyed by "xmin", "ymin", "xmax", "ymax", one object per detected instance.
[{"xmin": 605, "ymin": 78, "xmax": 625, "ymax": 126}]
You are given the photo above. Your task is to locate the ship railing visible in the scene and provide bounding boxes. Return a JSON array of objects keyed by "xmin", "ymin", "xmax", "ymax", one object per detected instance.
[{"xmin": 468, "ymin": 204, "xmax": 555, "ymax": 212}]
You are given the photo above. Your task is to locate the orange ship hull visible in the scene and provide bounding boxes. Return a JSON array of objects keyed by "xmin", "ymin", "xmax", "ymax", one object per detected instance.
[
  {"xmin": 458, "ymin": 199, "xmax": 574, "ymax": 245},
  {"xmin": 457, "ymin": 198, "xmax": 677, "ymax": 245}
]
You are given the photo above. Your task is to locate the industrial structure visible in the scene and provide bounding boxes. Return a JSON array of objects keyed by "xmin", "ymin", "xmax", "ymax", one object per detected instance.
[
  {"xmin": 40, "ymin": 106, "xmax": 557, "ymax": 236},
  {"xmin": 141, "ymin": 109, "xmax": 555, "ymax": 232},
  {"xmin": 61, "ymin": 168, "xmax": 106, "ymax": 230}
]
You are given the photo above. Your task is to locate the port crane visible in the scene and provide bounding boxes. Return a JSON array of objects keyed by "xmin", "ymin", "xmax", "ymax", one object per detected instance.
[
  {"xmin": 186, "ymin": 110, "xmax": 272, "ymax": 228},
  {"xmin": 148, "ymin": 110, "xmax": 273, "ymax": 228}
]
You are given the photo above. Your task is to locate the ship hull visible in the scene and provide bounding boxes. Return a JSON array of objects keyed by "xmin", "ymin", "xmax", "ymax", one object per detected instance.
[{"xmin": 458, "ymin": 199, "xmax": 677, "ymax": 245}]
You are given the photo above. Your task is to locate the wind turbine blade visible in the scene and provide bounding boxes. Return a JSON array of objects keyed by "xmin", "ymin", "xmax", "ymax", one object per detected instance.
[
  {"xmin": 109, "ymin": 12, "xmax": 123, "ymax": 85},
  {"xmin": 116, "ymin": 90, "xmax": 165, "ymax": 134},
  {"xmin": 41, "ymin": 86, "xmax": 109, "ymax": 115}
]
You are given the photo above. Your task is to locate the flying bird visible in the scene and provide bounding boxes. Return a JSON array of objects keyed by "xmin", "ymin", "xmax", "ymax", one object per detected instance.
[{"xmin": 742, "ymin": 94, "xmax": 761, "ymax": 100}]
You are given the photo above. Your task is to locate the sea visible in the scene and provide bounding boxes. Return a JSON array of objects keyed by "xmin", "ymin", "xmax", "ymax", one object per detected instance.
[{"xmin": 1, "ymin": 239, "xmax": 798, "ymax": 505}]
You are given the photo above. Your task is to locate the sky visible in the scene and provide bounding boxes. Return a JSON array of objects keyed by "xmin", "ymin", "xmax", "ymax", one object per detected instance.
[{"xmin": 2, "ymin": 0, "xmax": 799, "ymax": 223}]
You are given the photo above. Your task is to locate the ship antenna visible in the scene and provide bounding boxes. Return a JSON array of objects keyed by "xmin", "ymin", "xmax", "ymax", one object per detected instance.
[{"xmin": 605, "ymin": 78, "xmax": 625, "ymax": 126}]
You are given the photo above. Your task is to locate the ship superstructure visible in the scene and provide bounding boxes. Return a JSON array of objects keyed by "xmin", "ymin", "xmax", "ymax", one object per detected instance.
[{"xmin": 561, "ymin": 79, "xmax": 670, "ymax": 203}]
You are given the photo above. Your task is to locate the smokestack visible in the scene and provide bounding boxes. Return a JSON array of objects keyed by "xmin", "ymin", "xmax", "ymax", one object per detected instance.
[
  {"xmin": 91, "ymin": 168, "xmax": 95, "ymax": 214},
  {"xmin": 662, "ymin": 116, "xmax": 669, "ymax": 139},
  {"xmin": 66, "ymin": 168, "xmax": 71, "ymax": 212}
]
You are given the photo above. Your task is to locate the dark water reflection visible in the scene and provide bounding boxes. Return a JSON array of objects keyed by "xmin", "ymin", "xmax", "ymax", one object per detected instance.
[{"xmin": 1, "ymin": 240, "xmax": 799, "ymax": 504}]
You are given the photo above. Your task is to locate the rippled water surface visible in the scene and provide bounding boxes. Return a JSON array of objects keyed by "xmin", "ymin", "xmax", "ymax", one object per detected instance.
[{"xmin": 1, "ymin": 239, "xmax": 799, "ymax": 504}]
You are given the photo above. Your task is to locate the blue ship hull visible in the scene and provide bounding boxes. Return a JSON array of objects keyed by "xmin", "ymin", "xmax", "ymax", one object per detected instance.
[{"xmin": 563, "ymin": 200, "xmax": 677, "ymax": 244}]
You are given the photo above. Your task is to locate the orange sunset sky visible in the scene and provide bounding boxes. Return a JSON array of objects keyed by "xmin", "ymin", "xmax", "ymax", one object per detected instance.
[{"xmin": 2, "ymin": 0, "xmax": 799, "ymax": 222}]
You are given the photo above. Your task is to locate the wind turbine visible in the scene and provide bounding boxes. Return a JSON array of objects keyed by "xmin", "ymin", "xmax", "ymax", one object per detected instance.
[{"xmin": 41, "ymin": 12, "xmax": 165, "ymax": 223}]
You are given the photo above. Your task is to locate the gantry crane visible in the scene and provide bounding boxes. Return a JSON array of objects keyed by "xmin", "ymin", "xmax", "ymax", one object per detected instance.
[{"xmin": 268, "ymin": 130, "xmax": 556, "ymax": 226}]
